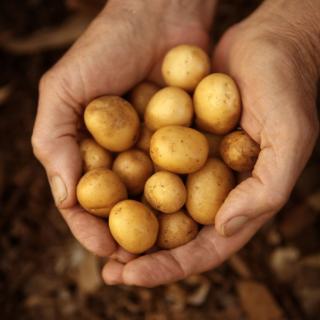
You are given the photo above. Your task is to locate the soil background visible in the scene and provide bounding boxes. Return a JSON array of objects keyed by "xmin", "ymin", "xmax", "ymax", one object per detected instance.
[{"xmin": 0, "ymin": 1, "xmax": 320, "ymax": 319}]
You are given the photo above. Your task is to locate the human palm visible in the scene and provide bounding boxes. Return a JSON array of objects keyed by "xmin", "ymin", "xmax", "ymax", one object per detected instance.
[
  {"xmin": 32, "ymin": 2, "xmax": 319, "ymax": 287},
  {"xmin": 103, "ymin": 22, "xmax": 319, "ymax": 286},
  {"xmin": 32, "ymin": 3, "xmax": 211, "ymax": 258}
]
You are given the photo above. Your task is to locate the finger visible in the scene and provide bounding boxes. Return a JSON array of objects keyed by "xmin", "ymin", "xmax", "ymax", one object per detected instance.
[
  {"xmin": 61, "ymin": 205, "xmax": 117, "ymax": 257},
  {"xmin": 110, "ymin": 248, "xmax": 137, "ymax": 263},
  {"xmin": 107, "ymin": 215, "xmax": 268, "ymax": 287},
  {"xmin": 32, "ymin": 76, "xmax": 82, "ymax": 209},
  {"xmin": 102, "ymin": 259, "xmax": 125, "ymax": 285},
  {"xmin": 212, "ymin": 30, "xmax": 318, "ymax": 237}
]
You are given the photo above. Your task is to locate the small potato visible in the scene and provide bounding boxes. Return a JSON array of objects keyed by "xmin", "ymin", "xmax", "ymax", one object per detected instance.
[
  {"xmin": 186, "ymin": 158, "xmax": 235, "ymax": 225},
  {"xmin": 144, "ymin": 171, "xmax": 186, "ymax": 214},
  {"xmin": 129, "ymin": 81, "xmax": 160, "ymax": 118},
  {"xmin": 109, "ymin": 200, "xmax": 159, "ymax": 254},
  {"xmin": 84, "ymin": 96, "xmax": 139, "ymax": 152},
  {"xmin": 144, "ymin": 87, "xmax": 193, "ymax": 131},
  {"xmin": 141, "ymin": 194, "xmax": 160, "ymax": 215},
  {"xmin": 136, "ymin": 124, "xmax": 152, "ymax": 153},
  {"xmin": 150, "ymin": 126, "xmax": 209, "ymax": 174},
  {"xmin": 203, "ymin": 132, "xmax": 223, "ymax": 158},
  {"xmin": 157, "ymin": 210, "xmax": 198, "ymax": 249},
  {"xmin": 220, "ymin": 130, "xmax": 260, "ymax": 172},
  {"xmin": 194, "ymin": 73, "xmax": 241, "ymax": 135},
  {"xmin": 76, "ymin": 168, "xmax": 127, "ymax": 217},
  {"xmin": 162, "ymin": 45, "xmax": 210, "ymax": 91},
  {"xmin": 80, "ymin": 138, "xmax": 112, "ymax": 172},
  {"xmin": 112, "ymin": 149, "xmax": 154, "ymax": 195}
]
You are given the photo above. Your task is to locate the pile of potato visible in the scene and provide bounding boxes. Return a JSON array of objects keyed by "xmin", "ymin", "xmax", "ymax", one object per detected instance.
[{"xmin": 76, "ymin": 44, "xmax": 260, "ymax": 254}]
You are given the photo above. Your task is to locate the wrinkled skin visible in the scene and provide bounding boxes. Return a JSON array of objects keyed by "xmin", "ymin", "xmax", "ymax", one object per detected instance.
[{"xmin": 32, "ymin": 0, "xmax": 319, "ymax": 287}]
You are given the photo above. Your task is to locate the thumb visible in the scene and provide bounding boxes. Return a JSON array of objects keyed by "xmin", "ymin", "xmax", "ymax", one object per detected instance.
[{"xmin": 32, "ymin": 73, "xmax": 82, "ymax": 209}]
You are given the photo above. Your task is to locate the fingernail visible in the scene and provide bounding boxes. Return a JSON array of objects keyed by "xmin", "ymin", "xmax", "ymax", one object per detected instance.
[
  {"xmin": 50, "ymin": 175, "xmax": 67, "ymax": 205},
  {"xmin": 222, "ymin": 216, "xmax": 249, "ymax": 237}
]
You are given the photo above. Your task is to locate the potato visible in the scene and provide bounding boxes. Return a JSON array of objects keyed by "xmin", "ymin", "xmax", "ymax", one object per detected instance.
[
  {"xmin": 80, "ymin": 138, "xmax": 112, "ymax": 172},
  {"xmin": 162, "ymin": 45, "xmax": 210, "ymax": 91},
  {"xmin": 112, "ymin": 149, "xmax": 154, "ymax": 195},
  {"xmin": 141, "ymin": 194, "xmax": 160, "ymax": 215},
  {"xmin": 144, "ymin": 87, "xmax": 193, "ymax": 131},
  {"xmin": 84, "ymin": 96, "xmax": 139, "ymax": 152},
  {"xmin": 150, "ymin": 126, "xmax": 209, "ymax": 174},
  {"xmin": 136, "ymin": 124, "xmax": 152, "ymax": 153},
  {"xmin": 157, "ymin": 210, "xmax": 198, "ymax": 249},
  {"xmin": 220, "ymin": 130, "xmax": 260, "ymax": 172},
  {"xmin": 194, "ymin": 73, "xmax": 241, "ymax": 135},
  {"xmin": 144, "ymin": 171, "xmax": 186, "ymax": 213},
  {"xmin": 76, "ymin": 168, "xmax": 127, "ymax": 217},
  {"xmin": 203, "ymin": 132, "xmax": 223, "ymax": 158},
  {"xmin": 129, "ymin": 81, "xmax": 159, "ymax": 118},
  {"xmin": 186, "ymin": 158, "xmax": 235, "ymax": 224},
  {"xmin": 109, "ymin": 200, "xmax": 159, "ymax": 254}
]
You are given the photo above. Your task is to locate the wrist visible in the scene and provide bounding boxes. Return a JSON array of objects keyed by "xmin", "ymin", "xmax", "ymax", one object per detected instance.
[
  {"xmin": 247, "ymin": 0, "xmax": 320, "ymax": 79},
  {"xmin": 106, "ymin": 0, "xmax": 217, "ymax": 32}
]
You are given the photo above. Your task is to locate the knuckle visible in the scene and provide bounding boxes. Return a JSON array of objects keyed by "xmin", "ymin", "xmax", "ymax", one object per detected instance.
[
  {"xmin": 31, "ymin": 133, "xmax": 47, "ymax": 161},
  {"xmin": 268, "ymin": 190, "xmax": 288, "ymax": 212},
  {"xmin": 39, "ymin": 68, "xmax": 58, "ymax": 93}
]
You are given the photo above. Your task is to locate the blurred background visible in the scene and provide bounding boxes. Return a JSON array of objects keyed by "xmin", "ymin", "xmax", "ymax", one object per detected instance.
[{"xmin": 0, "ymin": 0, "xmax": 319, "ymax": 319}]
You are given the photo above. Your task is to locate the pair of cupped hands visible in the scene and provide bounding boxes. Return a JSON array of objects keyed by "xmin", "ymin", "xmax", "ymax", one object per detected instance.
[{"xmin": 32, "ymin": 0, "xmax": 319, "ymax": 287}]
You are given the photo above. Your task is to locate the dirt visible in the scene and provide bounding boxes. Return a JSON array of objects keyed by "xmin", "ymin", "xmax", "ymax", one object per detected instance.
[{"xmin": 0, "ymin": 1, "xmax": 319, "ymax": 319}]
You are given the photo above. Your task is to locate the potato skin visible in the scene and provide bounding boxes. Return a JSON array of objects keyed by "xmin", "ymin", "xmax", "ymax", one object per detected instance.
[
  {"xmin": 220, "ymin": 130, "xmax": 260, "ymax": 172},
  {"xmin": 150, "ymin": 126, "xmax": 209, "ymax": 174},
  {"xmin": 144, "ymin": 87, "xmax": 193, "ymax": 131},
  {"xmin": 129, "ymin": 81, "xmax": 159, "ymax": 118},
  {"xmin": 144, "ymin": 171, "xmax": 186, "ymax": 214},
  {"xmin": 194, "ymin": 73, "xmax": 241, "ymax": 135},
  {"xmin": 157, "ymin": 210, "xmax": 198, "ymax": 249},
  {"xmin": 76, "ymin": 168, "xmax": 127, "ymax": 217},
  {"xmin": 136, "ymin": 124, "xmax": 153, "ymax": 153},
  {"xmin": 162, "ymin": 45, "xmax": 210, "ymax": 91},
  {"xmin": 80, "ymin": 138, "xmax": 112, "ymax": 172},
  {"xmin": 109, "ymin": 200, "xmax": 159, "ymax": 254},
  {"xmin": 112, "ymin": 149, "xmax": 154, "ymax": 195},
  {"xmin": 186, "ymin": 158, "xmax": 235, "ymax": 225},
  {"xmin": 84, "ymin": 96, "xmax": 139, "ymax": 152}
]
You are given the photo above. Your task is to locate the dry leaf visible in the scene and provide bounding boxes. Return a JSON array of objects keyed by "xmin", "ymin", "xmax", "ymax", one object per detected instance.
[
  {"xmin": 237, "ymin": 280, "xmax": 284, "ymax": 320},
  {"xmin": 1, "ymin": 13, "xmax": 93, "ymax": 53},
  {"xmin": 184, "ymin": 275, "xmax": 211, "ymax": 306},
  {"xmin": 228, "ymin": 254, "xmax": 252, "ymax": 278},
  {"xmin": 270, "ymin": 247, "xmax": 300, "ymax": 282},
  {"xmin": 0, "ymin": 85, "xmax": 11, "ymax": 104}
]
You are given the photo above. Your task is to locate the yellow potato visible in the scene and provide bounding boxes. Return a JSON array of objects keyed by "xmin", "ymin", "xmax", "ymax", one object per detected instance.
[
  {"xmin": 157, "ymin": 210, "xmax": 198, "ymax": 249},
  {"xmin": 144, "ymin": 87, "xmax": 193, "ymax": 131},
  {"xmin": 84, "ymin": 96, "xmax": 139, "ymax": 152},
  {"xmin": 76, "ymin": 168, "xmax": 127, "ymax": 217},
  {"xmin": 203, "ymin": 132, "xmax": 223, "ymax": 158},
  {"xmin": 220, "ymin": 130, "xmax": 260, "ymax": 172},
  {"xmin": 150, "ymin": 126, "xmax": 209, "ymax": 174},
  {"xmin": 112, "ymin": 149, "xmax": 154, "ymax": 195},
  {"xmin": 136, "ymin": 124, "xmax": 153, "ymax": 153},
  {"xmin": 194, "ymin": 73, "xmax": 241, "ymax": 134},
  {"xmin": 162, "ymin": 45, "xmax": 210, "ymax": 91},
  {"xmin": 109, "ymin": 200, "xmax": 159, "ymax": 254},
  {"xmin": 186, "ymin": 158, "xmax": 235, "ymax": 224},
  {"xmin": 141, "ymin": 194, "xmax": 160, "ymax": 215},
  {"xmin": 144, "ymin": 171, "xmax": 186, "ymax": 213},
  {"xmin": 80, "ymin": 138, "xmax": 112, "ymax": 172},
  {"xmin": 129, "ymin": 81, "xmax": 160, "ymax": 118}
]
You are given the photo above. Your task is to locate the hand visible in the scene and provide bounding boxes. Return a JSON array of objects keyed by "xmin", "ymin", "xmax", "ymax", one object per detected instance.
[
  {"xmin": 103, "ymin": 0, "xmax": 320, "ymax": 286},
  {"xmin": 31, "ymin": 1, "xmax": 216, "ymax": 257}
]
